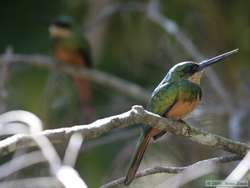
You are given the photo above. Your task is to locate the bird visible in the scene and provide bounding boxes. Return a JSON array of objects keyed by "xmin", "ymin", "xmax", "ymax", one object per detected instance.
[
  {"xmin": 49, "ymin": 16, "xmax": 94, "ymax": 123},
  {"xmin": 124, "ymin": 49, "xmax": 239, "ymax": 185}
]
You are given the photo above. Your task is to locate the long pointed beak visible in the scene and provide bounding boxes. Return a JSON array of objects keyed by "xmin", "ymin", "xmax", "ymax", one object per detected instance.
[{"xmin": 198, "ymin": 49, "xmax": 239, "ymax": 71}]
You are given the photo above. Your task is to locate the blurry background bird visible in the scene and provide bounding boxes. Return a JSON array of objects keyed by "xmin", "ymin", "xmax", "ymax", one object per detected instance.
[{"xmin": 49, "ymin": 16, "xmax": 94, "ymax": 123}]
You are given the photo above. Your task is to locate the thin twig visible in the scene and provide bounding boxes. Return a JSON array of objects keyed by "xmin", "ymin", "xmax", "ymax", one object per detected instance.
[{"xmin": 100, "ymin": 155, "xmax": 241, "ymax": 188}]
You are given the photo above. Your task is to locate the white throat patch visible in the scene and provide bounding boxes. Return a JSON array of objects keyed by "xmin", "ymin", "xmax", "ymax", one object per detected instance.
[
  {"xmin": 49, "ymin": 26, "xmax": 72, "ymax": 38},
  {"xmin": 188, "ymin": 71, "xmax": 203, "ymax": 84}
]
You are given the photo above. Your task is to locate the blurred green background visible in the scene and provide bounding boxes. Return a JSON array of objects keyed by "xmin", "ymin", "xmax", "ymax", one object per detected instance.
[{"xmin": 0, "ymin": 0, "xmax": 250, "ymax": 187}]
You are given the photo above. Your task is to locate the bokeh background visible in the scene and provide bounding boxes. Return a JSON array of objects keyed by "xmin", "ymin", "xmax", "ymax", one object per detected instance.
[{"xmin": 0, "ymin": 0, "xmax": 250, "ymax": 187}]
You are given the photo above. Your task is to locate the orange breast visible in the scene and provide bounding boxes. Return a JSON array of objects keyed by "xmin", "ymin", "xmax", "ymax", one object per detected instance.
[
  {"xmin": 55, "ymin": 47, "xmax": 85, "ymax": 66},
  {"xmin": 166, "ymin": 99, "xmax": 200, "ymax": 120}
]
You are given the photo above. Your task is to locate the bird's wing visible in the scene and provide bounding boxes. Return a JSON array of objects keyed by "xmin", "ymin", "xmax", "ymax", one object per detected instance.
[
  {"xmin": 78, "ymin": 45, "xmax": 92, "ymax": 68},
  {"xmin": 59, "ymin": 33, "xmax": 92, "ymax": 67},
  {"xmin": 149, "ymin": 82, "xmax": 179, "ymax": 116},
  {"xmin": 76, "ymin": 34, "xmax": 92, "ymax": 68}
]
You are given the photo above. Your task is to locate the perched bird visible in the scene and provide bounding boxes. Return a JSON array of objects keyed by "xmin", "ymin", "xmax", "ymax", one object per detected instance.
[
  {"xmin": 49, "ymin": 16, "xmax": 94, "ymax": 122},
  {"xmin": 124, "ymin": 49, "xmax": 239, "ymax": 185}
]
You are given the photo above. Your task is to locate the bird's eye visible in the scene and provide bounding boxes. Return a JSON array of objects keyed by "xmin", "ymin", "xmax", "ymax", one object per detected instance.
[
  {"xmin": 184, "ymin": 66, "xmax": 194, "ymax": 74},
  {"xmin": 190, "ymin": 65, "xmax": 198, "ymax": 73}
]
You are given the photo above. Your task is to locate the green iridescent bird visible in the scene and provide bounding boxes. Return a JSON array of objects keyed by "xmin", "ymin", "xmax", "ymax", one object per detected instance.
[
  {"xmin": 124, "ymin": 49, "xmax": 239, "ymax": 185},
  {"xmin": 49, "ymin": 16, "xmax": 94, "ymax": 122}
]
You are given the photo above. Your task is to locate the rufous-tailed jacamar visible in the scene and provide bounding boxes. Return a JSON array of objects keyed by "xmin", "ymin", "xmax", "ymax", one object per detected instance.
[
  {"xmin": 49, "ymin": 16, "xmax": 94, "ymax": 122},
  {"xmin": 124, "ymin": 49, "xmax": 239, "ymax": 185}
]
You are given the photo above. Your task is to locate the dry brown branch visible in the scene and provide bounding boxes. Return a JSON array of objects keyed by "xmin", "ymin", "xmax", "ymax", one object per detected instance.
[
  {"xmin": 100, "ymin": 155, "xmax": 241, "ymax": 188},
  {"xmin": 0, "ymin": 106, "xmax": 249, "ymax": 158},
  {"xmin": 0, "ymin": 54, "xmax": 150, "ymax": 102}
]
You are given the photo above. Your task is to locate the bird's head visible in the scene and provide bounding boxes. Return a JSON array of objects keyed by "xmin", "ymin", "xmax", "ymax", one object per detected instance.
[
  {"xmin": 166, "ymin": 49, "xmax": 239, "ymax": 84},
  {"xmin": 49, "ymin": 16, "xmax": 73, "ymax": 38}
]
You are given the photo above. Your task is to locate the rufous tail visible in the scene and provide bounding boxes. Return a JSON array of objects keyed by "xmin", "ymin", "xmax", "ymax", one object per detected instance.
[
  {"xmin": 73, "ymin": 76, "xmax": 94, "ymax": 122},
  {"xmin": 124, "ymin": 129, "xmax": 153, "ymax": 185}
]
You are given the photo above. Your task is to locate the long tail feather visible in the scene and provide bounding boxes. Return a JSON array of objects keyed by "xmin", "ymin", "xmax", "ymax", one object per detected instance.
[{"xmin": 124, "ymin": 128, "xmax": 153, "ymax": 185}]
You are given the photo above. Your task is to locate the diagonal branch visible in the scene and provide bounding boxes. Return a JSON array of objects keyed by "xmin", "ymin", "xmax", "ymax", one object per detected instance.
[
  {"xmin": 0, "ymin": 106, "xmax": 249, "ymax": 158},
  {"xmin": 0, "ymin": 54, "xmax": 150, "ymax": 102},
  {"xmin": 100, "ymin": 155, "xmax": 241, "ymax": 188}
]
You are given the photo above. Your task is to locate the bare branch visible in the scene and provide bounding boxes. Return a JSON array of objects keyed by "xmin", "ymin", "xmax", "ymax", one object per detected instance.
[
  {"xmin": 157, "ymin": 157, "xmax": 215, "ymax": 188},
  {"xmin": 100, "ymin": 155, "xmax": 241, "ymax": 188},
  {"xmin": 0, "ymin": 54, "xmax": 150, "ymax": 102},
  {"xmin": 0, "ymin": 106, "xmax": 248, "ymax": 158}
]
